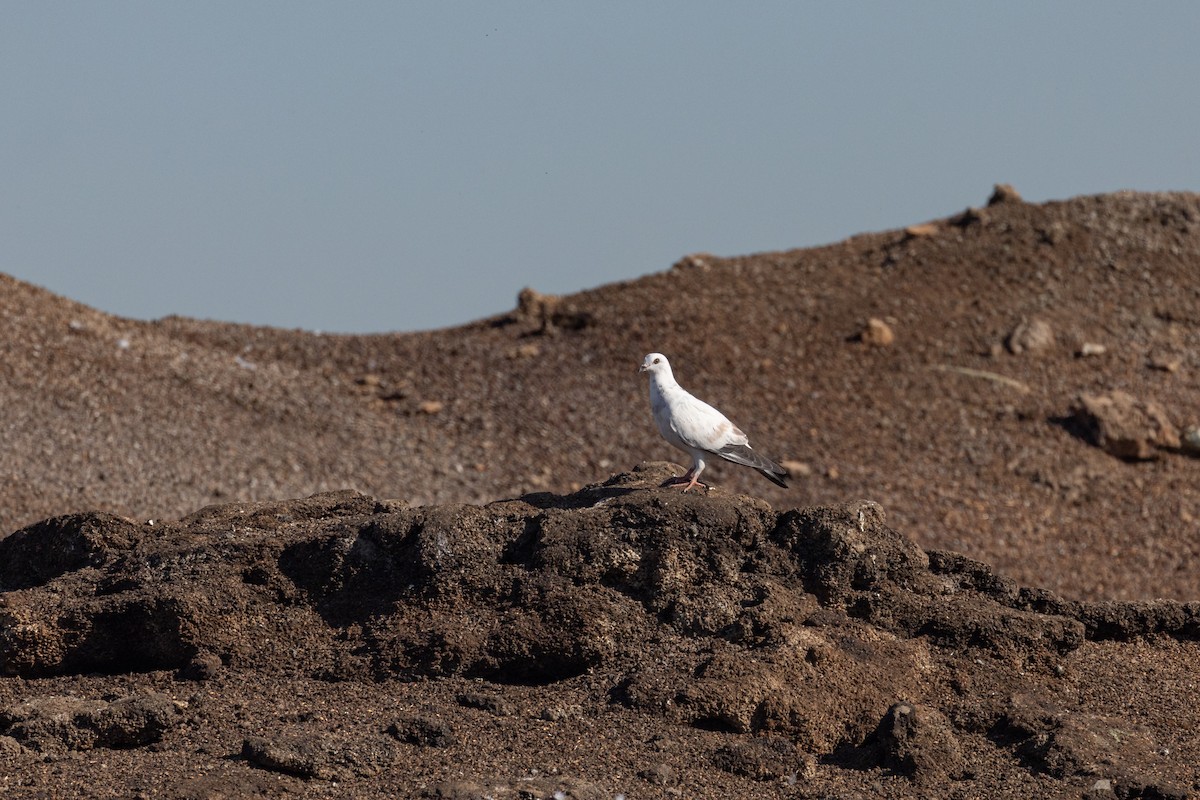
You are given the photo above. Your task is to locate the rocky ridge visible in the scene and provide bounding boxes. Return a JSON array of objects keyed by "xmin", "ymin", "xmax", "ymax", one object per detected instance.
[{"xmin": 0, "ymin": 470, "xmax": 1195, "ymax": 797}]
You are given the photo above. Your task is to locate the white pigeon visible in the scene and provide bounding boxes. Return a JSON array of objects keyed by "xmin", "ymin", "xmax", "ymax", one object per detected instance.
[{"xmin": 639, "ymin": 352, "xmax": 788, "ymax": 492}]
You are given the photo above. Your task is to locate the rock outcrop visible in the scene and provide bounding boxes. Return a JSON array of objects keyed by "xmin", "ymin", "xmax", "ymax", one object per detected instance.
[{"xmin": 0, "ymin": 470, "xmax": 1195, "ymax": 797}]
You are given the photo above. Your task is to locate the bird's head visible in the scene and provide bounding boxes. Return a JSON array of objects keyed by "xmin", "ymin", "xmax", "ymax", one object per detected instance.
[{"xmin": 639, "ymin": 352, "xmax": 671, "ymax": 376}]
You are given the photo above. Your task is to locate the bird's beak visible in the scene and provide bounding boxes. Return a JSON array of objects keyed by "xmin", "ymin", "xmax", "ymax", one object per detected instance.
[{"xmin": 638, "ymin": 364, "xmax": 648, "ymax": 373}]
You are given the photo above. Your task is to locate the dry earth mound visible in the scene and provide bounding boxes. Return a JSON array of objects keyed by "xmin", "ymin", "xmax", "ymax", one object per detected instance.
[{"xmin": 0, "ymin": 473, "xmax": 1195, "ymax": 797}]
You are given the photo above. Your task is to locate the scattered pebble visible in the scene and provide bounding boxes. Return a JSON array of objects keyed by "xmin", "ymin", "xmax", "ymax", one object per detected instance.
[
  {"xmin": 638, "ymin": 763, "xmax": 674, "ymax": 786},
  {"xmin": 875, "ymin": 701, "xmax": 967, "ymax": 784},
  {"xmin": 387, "ymin": 715, "xmax": 456, "ymax": 748},
  {"xmin": 418, "ymin": 400, "xmax": 444, "ymax": 415},
  {"xmin": 713, "ymin": 737, "xmax": 801, "ymax": 781},
  {"xmin": 781, "ymin": 460, "xmax": 812, "ymax": 478},
  {"xmin": 539, "ymin": 704, "xmax": 583, "ymax": 722},
  {"xmin": 1077, "ymin": 342, "xmax": 1106, "ymax": 357},
  {"xmin": 179, "ymin": 650, "xmax": 223, "ymax": 682},
  {"xmin": 1180, "ymin": 426, "xmax": 1200, "ymax": 455},
  {"xmin": 859, "ymin": 318, "xmax": 895, "ymax": 347},
  {"xmin": 456, "ymin": 693, "xmax": 515, "ymax": 717},
  {"xmin": 508, "ymin": 343, "xmax": 541, "ymax": 359},
  {"xmin": 1006, "ymin": 317, "xmax": 1054, "ymax": 355},
  {"xmin": 904, "ymin": 222, "xmax": 938, "ymax": 238},
  {"xmin": 987, "ymin": 183, "xmax": 1023, "ymax": 205},
  {"xmin": 1148, "ymin": 352, "xmax": 1183, "ymax": 372},
  {"xmin": 672, "ymin": 253, "xmax": 713, "ymax": 272}
]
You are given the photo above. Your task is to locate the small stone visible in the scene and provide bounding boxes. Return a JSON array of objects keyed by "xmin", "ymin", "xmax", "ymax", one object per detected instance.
[
  {"xmin": 638, "ymin": 763, "xmax": 674, "ymax": 786},
  {"xmin": 860, "ymin": 318, "xmax": 895, "ymax": 347},
  {"xmin": 179, "ymin": 650, "xmax": 223, "ymax": 681},
  {"xmin": 456, "ymin": 692, "xmax": 515, "ymax": 717},
  {"xmin": 1077, "ymin": 342, "xmax": 1107, "ymax": 357},
  {"xmin": 951, "ymin": 207, "xmax": 983, "ymax": 227},
  {"xmin": 506, "ymin": 343, "xmax": 540, "ymax": 360},
  {"xmin": 387, "ymin": 715, "xmax": 456, "ymax": 748},
  {"xmin": 781, "ymin": 460, "xmax": 812, "ymax": 478},
  {"xmin": 1007, "ymin": 317, "xmax": 1054, "ymax": 355},
  {"xmin": 243, "ymin": 736, "xmax": 333, "ymax": 780},
  {"xmin": 1181, "ymin": 425, "xmax": 1200, "ymax": 455},
  {"xmin": 647, "ymin": 734, "xmax": 678, "ymax": 753},
  {"xmin": 1148, "ymin": 352, "xmax": 1183, "ymax": 372},
  {"xmin": 418, "ymin": 400, "xmax": 444, "ymax": 415},
  {"xmin": 538, "ymin": 704, "xmax": 583, "ymax": 722},
  {"xmin": 515, "ymin": 287, "xmax": 591, "ymax": 333},
  {"xmin": 904, "ymin": 223, "xmax": 938, "ymax": 238},
  {"xmin": 713, "ymin": 737, "xmax": 800, "ymax": 781},
  {"xmin": 1038, "ymin": 221, "xmax": 1067, "ymax": 245},
  {"xmin": 1071, "ymin": 391, "xmax": 1180, "ymax": 460},
  {"xmin": 987, "ymin": 183, "xmax": 1023, "ymax": 205},
  {"xmin": 874, "ymin": 701, "xmax": 966, "ymax": 784},
  {"xmin": 672, "ymin": 253, "xmax": 713, "ymax": 272}
]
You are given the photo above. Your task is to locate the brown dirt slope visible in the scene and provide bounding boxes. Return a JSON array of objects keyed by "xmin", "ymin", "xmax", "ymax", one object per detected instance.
[
  {"xmin": 3, "ymin": 188, "xmax": 1199, "ymax": 601},
  {"xmin": 0, "ymin": 475, "xmax": 1196, "ymax": 798}
]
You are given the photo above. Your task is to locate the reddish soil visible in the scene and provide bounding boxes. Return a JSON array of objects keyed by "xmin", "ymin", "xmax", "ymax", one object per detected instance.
[{"xmin": 0, "ymin": 188, "xmax": 1198, "ymax": 797}]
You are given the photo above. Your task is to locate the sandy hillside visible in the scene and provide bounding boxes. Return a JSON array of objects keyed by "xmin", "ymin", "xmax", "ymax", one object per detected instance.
[{"xmin": 3, "ymin": 187, "xmax": 1199, "ymax": 601}]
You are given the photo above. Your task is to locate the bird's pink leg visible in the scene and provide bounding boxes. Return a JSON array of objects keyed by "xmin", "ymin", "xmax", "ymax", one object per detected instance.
[{"xmin": 660, "ymin": 466, "xmax": 708, "ymax": 493}]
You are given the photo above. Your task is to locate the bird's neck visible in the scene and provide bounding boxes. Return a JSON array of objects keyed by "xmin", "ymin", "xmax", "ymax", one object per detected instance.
[{"xmin": 649, "ymin": 371, "xmax": 680, "ymax": 396}]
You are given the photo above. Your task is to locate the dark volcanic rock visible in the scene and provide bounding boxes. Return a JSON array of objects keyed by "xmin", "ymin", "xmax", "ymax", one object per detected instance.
[
  {"xmin": 1000, "ymin": 695, "xmax": 1187, "ymax": 798},
  {"xmin": 0, "ymin": 512, "xmax": 142, "ymax": 592},
  {"xmin": 872, "ymin": 702, "xmax": 967, "ymax": 784},
  {"xmin": 387, "ymin": 714, "xmax": 457, "ymax": 748},
  {"xmin": 0, "ymin": 692, "xmax": 181, "ymax": 752},
  {"xmin": 242, "ymin": 733, "xmax": 394, "ymax": 780},
  {"xmin": 712, "ymin": 736, "xmax": 802, "ymax": 781},
  {"xmin": 0, "ymin": 481, "xmax": 1197, "ymax": 796}
]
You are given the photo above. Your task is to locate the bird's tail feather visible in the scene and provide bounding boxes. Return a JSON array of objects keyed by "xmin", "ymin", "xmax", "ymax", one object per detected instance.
[
  {"xmin": 716, "ymin": 443, "xmax": 789, "ymax": 488},
  {"xmin": 757, "ymin": 467, "xmax": 788, "ymax": 489}
]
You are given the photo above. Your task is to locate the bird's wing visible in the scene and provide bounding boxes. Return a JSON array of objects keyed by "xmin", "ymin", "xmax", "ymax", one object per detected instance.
[
  {"xmin": 667, "ymin": 392, "xmax": 747, "ymax": 454},
  {"xmin": 664, "ymin": 387, "xmax": 790, "ymax": 489}
]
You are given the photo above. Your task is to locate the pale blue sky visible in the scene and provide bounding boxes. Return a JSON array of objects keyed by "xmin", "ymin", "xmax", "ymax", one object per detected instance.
[{"xmin": 3, "ymin": 3, "xmax": 1198, "ymax": 333}]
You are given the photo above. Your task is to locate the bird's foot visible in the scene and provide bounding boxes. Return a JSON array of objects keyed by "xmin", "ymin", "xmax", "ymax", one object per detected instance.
[{"xmin": 660, "ymin": 475, "xmax": 708, "ymax": 493}]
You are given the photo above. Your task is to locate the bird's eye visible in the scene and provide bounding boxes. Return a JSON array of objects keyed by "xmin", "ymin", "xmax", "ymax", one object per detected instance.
[{"xmin": 653, "ymin": 357, "xmax": 661, "ymax": 364}]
